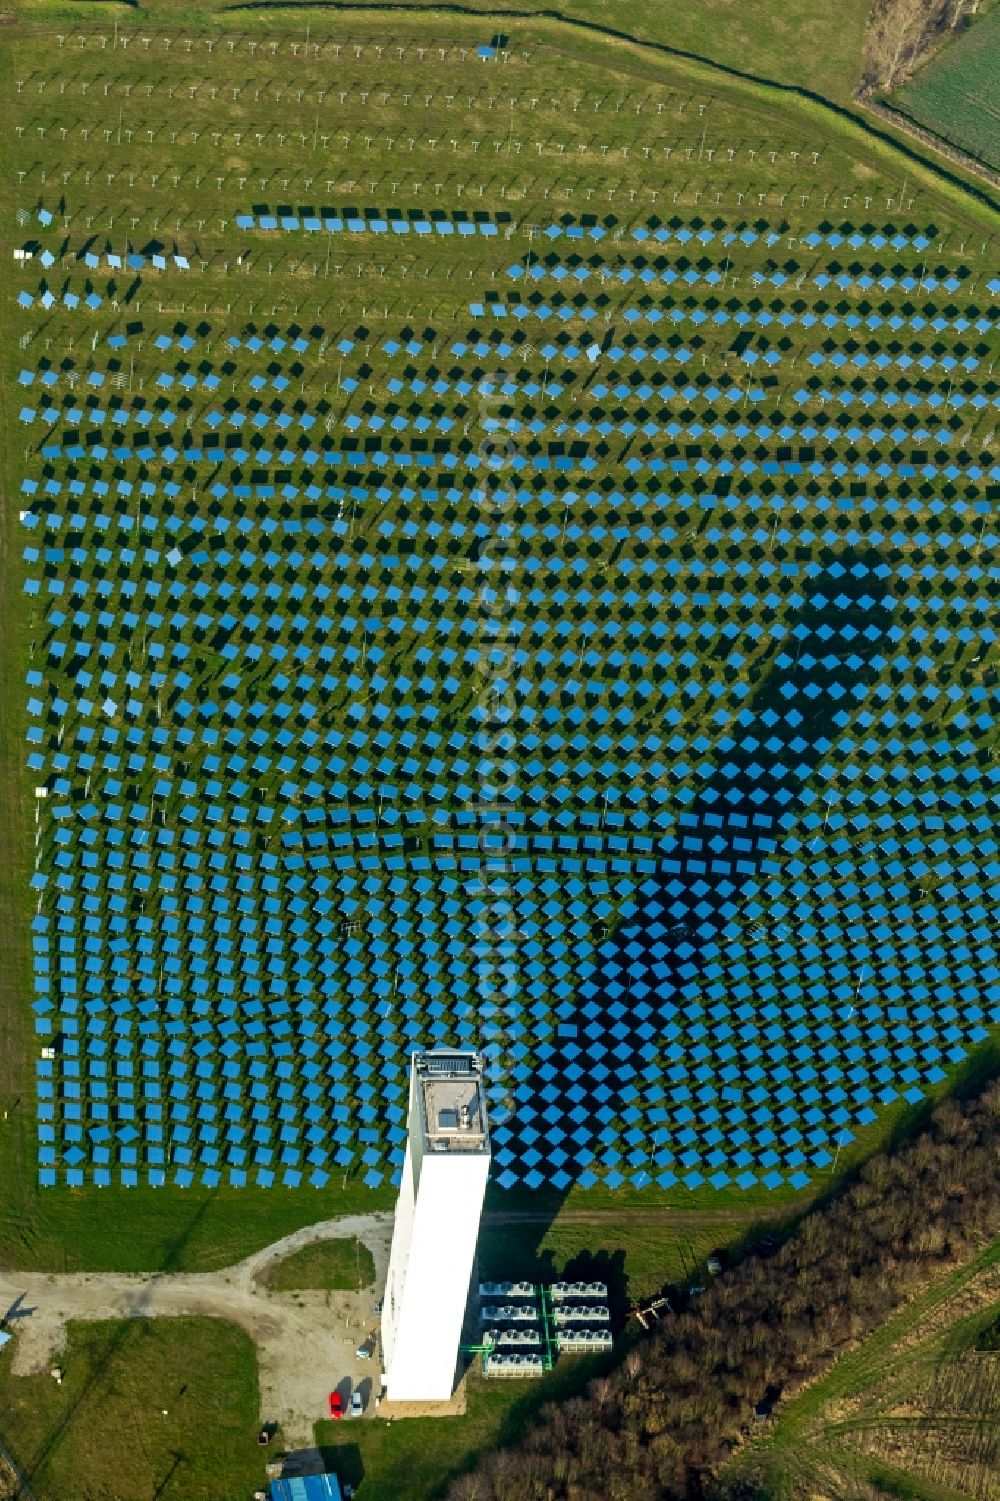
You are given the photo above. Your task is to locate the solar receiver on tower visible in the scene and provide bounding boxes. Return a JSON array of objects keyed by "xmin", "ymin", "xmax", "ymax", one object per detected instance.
[{"xmin": 382, "ymin": 1050, "xmax": 491, "ymax": 1402}]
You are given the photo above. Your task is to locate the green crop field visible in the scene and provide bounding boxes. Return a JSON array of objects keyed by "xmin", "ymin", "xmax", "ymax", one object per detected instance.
[{"xmin": 895, "ymin": 5, "xmax": 1000, "ymax": 172}]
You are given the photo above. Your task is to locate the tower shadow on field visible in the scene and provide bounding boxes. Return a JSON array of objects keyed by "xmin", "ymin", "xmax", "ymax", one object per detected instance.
[{"xmin": 482, "ymin": 543, "xmax": 896, "ymax": 1287}]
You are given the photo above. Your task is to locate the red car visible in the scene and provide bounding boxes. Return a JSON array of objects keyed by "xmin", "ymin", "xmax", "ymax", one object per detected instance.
[{"xmin": 329, "ymin": 1391, "xmax": 344, "ymax": 1420}]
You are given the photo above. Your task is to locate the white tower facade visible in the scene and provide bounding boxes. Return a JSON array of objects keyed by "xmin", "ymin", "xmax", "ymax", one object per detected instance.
[{"xmin": 381, "ymin": 1050, "xmax": 491, "ymax": 1402}]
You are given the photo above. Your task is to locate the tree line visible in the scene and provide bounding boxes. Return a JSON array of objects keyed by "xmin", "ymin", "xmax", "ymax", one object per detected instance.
[
  {"xmin": 449, "ymin": 1078, "xmax": 1000, "ymax": 1501},
  {"xmin": 861, "ymin": 0, "xmax": 982, "ymax": 93}
]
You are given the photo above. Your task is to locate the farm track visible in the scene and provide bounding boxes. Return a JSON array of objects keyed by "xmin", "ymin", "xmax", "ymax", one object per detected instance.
[{"xmin": 482, "ymin": 1204, "xmax": 789, "ymax": 1226}]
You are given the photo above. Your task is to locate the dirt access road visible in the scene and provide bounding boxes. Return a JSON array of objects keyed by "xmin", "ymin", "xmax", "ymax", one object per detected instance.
[
  {"xmin": 0, "ymin": 1214, "xmax": 393, "ymax": 1448},
  {"xmin": 0, "ymin": 1201, "xmax": 779, "ymax": 1446}
]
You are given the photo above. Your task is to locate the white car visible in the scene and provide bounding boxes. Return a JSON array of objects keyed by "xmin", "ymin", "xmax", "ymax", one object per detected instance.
[{"xmin": 350, "ymin": 1390, "xmax": 364, "ymax": 1418}]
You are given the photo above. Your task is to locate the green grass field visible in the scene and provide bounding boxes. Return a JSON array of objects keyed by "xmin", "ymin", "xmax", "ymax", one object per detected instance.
[
  {"xmin": 0, "ymin": 1317, "xmax": 263, "ymax": 1501},
  {"xmin": 546, "ymin": 0, "xmax": 874, "ymax": 102},
  {"xmin": 479, "ymin": 1217, "xmax": 721, "ymax": 1307},
  {"xmin": 895, "ymin": 4, "xmax": 1000, "ymax": 171},
  {"xmin": 12, "ymin": 0, "xmax": 875, "ymax": 105},
  {"xmin": 263, "ymin": 1236, "xmax": 376, "ymax": 1291},
  {"xmin": 0, "ymin": 1175, "xmax": 395, "ymax": 1273},
  {"xmin": 477, "ymin": 1201, "xmax": 807, "ymax": 1310}
]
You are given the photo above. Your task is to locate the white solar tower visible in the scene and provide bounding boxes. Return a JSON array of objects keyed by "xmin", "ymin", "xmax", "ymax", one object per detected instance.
[{"xmin": 381, "ymin": 1050, "xmax": 491, "ymax": 1402}]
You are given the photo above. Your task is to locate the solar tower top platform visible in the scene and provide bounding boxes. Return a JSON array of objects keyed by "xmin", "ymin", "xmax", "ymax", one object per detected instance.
[
  {"xmin": 415, "ymin": 1050, "xmax": 490, "ymax": 1155},
  {"xmin": 382, "ymin": 1051, "xmax": 491, "ymax": 1402}
]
